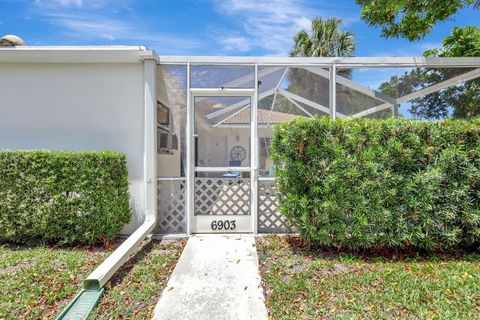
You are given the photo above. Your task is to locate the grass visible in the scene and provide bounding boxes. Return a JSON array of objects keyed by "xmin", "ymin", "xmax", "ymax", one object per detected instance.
[
  {"xmin": 89, "ymin": 239, "xmax": 185, "ymax": 320},
  {"xmin": 0, "ymin": 243, "xmax": 112, "ymax": 319},
  {"xmin": 0, "ymin": 238, "xmax": 185, "ymax": 320},
  {"xmin": 257, "ymin": 235, "xmax": 480, "ymax": 320}
]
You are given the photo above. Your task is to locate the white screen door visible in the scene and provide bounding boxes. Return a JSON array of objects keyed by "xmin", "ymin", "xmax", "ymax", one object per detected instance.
[{"xmin": 189, "ymin": 89, "xmax": 256, "ymax": 233}]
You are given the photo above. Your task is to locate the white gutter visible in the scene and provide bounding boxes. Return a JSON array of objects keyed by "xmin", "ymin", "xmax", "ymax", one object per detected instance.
[{"xmin": 84, "ymin": 57, "xmax": 158, "ymax": 290}]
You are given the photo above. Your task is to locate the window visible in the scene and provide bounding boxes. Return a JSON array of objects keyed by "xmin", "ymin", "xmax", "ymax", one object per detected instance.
[
  {"xmin": 157, "ymin": 130, "xmax": 178, "ymax": 154},
  {"xmin": 159, "ymin": 132, "xmax": 169, "ymax": 149},
  {"xmin": 157, "ymin": 101, "xmax": 170, "ymax": 128}
]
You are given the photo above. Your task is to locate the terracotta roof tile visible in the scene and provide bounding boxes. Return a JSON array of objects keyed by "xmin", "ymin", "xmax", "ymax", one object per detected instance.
[{"xmin": 222, "ymin": 107, "xmax": 303, "ymax": 125}]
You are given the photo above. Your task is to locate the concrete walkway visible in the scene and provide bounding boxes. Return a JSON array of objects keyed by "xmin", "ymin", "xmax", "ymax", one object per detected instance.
[{"xmin": 153, "ymin": 235, "xmax": 268, "ymax": 320}]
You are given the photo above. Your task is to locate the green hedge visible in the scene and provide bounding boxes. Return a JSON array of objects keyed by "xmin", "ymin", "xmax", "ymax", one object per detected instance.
[
  {"xmin": 272, "ymin": 118, "xmax": 480, "ymax": 250},
  {"xmin": 0, "ymin": 150, "xmax": 131, "ymax": 245}
]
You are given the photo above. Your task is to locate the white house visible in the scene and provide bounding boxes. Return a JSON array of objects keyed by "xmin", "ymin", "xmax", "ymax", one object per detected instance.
[{"xmin": 2, "ymin": 40, "xmax": 479, "ymax": 238}]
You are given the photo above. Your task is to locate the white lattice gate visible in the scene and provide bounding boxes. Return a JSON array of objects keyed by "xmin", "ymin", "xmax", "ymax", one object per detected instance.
[
  {"xmin": 155, "ymin": 177, "xmax": 291, "ymax": 234},
  {"xmin": 258, "ymin": 179, "xmax": 289, "ymax": 233},
  {"xmin": 154, "ymin": 178, "xmax": 186, "ymax": 234},
  {"xmin": 194, "ymin": 178, "xmax": 250, "ymax": 215}
]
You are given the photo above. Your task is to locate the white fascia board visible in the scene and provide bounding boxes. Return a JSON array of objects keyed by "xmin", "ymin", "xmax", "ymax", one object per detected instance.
[
  {"xmin": 0, "ymin": 46, "xmax": 157, "ymax": 63},
  {"xmin": 2, "ymin": 48, "xmax": 480, "ymax": 66}
]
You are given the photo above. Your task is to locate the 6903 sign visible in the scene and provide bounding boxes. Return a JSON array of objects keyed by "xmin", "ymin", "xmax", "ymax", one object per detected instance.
[{"xmin": 210, "ymin": 220, "xmax": 236, "ymax": 231}]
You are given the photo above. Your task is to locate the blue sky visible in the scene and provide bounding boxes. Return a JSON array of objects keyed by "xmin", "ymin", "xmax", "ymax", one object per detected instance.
[{"xmin": 1, "ymin": 0, "xmax": 478, "ymax": 57}]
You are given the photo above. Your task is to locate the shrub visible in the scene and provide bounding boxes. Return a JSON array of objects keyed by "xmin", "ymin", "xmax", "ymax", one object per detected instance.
[
  {"xmin": 272, "ymin": 118, "xmax": 480, "ymax": 250},
  {"xmin": 0, "ymin": 150, "xmax": 131, "ymax": 245}
]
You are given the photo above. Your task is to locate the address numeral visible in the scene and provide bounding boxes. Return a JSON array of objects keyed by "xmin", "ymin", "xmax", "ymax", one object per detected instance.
[{"xmin": 211, "ymin": 220, "xmax": 236, "ymax": 231}]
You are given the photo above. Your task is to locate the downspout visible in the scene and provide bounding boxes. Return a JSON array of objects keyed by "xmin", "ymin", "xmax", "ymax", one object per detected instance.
[
  {"xmin": 57, "ymin": 54, "xmax": 158, "ymax": 319},
  {"xmin": 83, "ymin": 55, "xmax": 158, "ymax": 290}
]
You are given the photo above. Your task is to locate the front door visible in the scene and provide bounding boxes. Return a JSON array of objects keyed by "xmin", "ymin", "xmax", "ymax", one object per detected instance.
[{"xmin": 190, "ymin": 90, "xmax": 256, "ymax": 233}]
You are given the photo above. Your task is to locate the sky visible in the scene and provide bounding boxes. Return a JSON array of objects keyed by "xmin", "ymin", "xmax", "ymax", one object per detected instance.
[
  {"xmin": 1, "ymin": 0, "xmax": 478, "ymax": 118},
  {"xmin": 1, "ymin": 0, "xmax": 479, "ymax": 57}
]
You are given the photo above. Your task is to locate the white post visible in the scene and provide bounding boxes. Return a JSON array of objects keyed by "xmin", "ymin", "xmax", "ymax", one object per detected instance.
[
  {"xmin": 251, "ymin": 63, "xmax": 259, "ymax": 234},
  {"xmin": 144, "ymin": 59, "xmax": 157, "ymax": 223},
  {"xmin": 186, "ymin": 62, "xmax": 194, "ymax": 235},
  {"xmin": 329, "ymin": 65, "xmax": 337, "ymax": 120},
  {"xmin": 393, "ymin": 104, "xmax": 399, "ymax": 118}
]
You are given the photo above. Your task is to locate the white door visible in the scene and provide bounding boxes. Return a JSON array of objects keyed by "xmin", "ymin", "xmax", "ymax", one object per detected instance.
[{"xmin": 190, "ymin": 90, "xmax": 256, "ymax": 233}]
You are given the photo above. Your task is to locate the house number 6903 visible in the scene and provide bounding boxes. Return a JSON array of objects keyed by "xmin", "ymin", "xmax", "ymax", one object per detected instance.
[{"xmin": 211, "ymin": 220, "xmax": 236, "ymax": 231}]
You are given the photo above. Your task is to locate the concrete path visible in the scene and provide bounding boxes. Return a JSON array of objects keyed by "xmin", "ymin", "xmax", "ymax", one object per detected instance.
[{"xmin": 153, "ymin": 235, "xmax": 268, "ymax": 320}]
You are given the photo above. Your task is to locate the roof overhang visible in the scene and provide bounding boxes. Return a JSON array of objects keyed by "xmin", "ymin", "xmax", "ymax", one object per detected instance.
[
  {"xmin": 1, "ymin": 46, "xmax": 479, "ymax": 67},
  {"xmin": 0, "ymin": 46, "xmax": 158, "ymax": 63}
]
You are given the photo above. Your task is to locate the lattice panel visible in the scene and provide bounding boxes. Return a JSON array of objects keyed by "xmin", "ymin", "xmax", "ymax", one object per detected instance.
[
  {"xmin": 154, "ymin": 179, "xmax": 186, "ymax": 234},
  {"xmin": 258, "ymin": 180, "xmax": 290, "ymax": 233},
  {"xmin": 195, "ymin": 178, "xmax": 251, "ymax": 215}
]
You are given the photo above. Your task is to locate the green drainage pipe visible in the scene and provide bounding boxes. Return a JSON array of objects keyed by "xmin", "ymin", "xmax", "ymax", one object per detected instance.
[
  {"xmin": 55, "ymin": 217, "xmax": 157, "ymax": 319},
  {"xmin": 55, "ymin": 288, "xmax": 104, "ymax": 320}
]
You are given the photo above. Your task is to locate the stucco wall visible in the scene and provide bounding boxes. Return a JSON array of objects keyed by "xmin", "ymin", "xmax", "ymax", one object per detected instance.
[{"xmin": 0, "ymin": 62, "xmax": 146, "ymax": 234}]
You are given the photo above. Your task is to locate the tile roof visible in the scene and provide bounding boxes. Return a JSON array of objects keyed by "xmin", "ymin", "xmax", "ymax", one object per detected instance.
[
  {"xmin": 195, "ymin": 100, "xmax": 304, "ymax": 126},
  {"xmin": 222, "ymin": 107, "xmax": 303, "ymax": 125}
]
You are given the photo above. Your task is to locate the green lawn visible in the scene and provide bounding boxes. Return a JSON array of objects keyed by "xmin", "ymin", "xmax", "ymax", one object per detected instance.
[
  {"xmin": 257, "ymin": 235, "xmax": 480, "ymax": 320},
  {"xmin": 89, "ymin": 239, "xmax": 185, "ymax": 319},
  {"xmin": 0, "ymin": 243, "xmax": 112, "ymax": 319},
  {"xmin": 0, "ymin": 239, "xmax": 185, "ymax": 320}
]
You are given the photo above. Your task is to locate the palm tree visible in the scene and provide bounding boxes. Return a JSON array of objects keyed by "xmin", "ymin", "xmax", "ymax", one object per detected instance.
[
  {"xmin": 290, "ymin": 17, "xmax": 355, "ymax": 57},
  {"xmin": 286, "ymin": 18, "xmax": 358, "ymax": 117}
]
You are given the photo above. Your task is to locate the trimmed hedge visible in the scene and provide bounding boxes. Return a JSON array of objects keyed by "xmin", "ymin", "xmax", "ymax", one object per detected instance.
[
  {"xmin": 272, "ymin": 118, "xmax": 480, "ymax": 250},
  {"xmin": 0, "ymin": 150, "xmax": 131, "ymax": 245}
]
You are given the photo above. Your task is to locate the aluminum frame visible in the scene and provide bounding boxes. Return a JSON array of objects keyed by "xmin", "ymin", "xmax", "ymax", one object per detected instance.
[
  {"xmin": 158, "ymin": 56, "xmax": 480, "ymax": 67},
  {"xmin": 170, "ymin": 56, "xmax": 480, "ymax": 235}
]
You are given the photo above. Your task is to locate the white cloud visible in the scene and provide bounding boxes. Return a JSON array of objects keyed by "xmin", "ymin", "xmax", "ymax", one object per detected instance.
[
  {"xmin": 212, "ymin": 0, "xmax": 359, "ymax": 55},
  {"xmin": 51, "ymin": 0, "xmax": 82, "ymax": 7},
  {"xmin": 34, "ymin": 0, "xmax": 112, "ymax": 8},
  {"xmin": 295, "ymin": 16, "xmax": 312, "ymax": 30},
  {"xmin": 30, "ymin": 2, "xmax": 206, "ymax": 53},
  {"xmin": 218, "ymin": 35, "xmax": 252, "ymax": 52}
]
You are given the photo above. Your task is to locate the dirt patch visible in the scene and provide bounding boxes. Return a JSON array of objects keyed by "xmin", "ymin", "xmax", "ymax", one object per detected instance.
[
  {"xmin": 0, "ymin": 260, "xmax": 35, "ymax": 275},
  {"xmin": 332, "ymin": 263, "xmax": 349, "ymax": 274}
]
